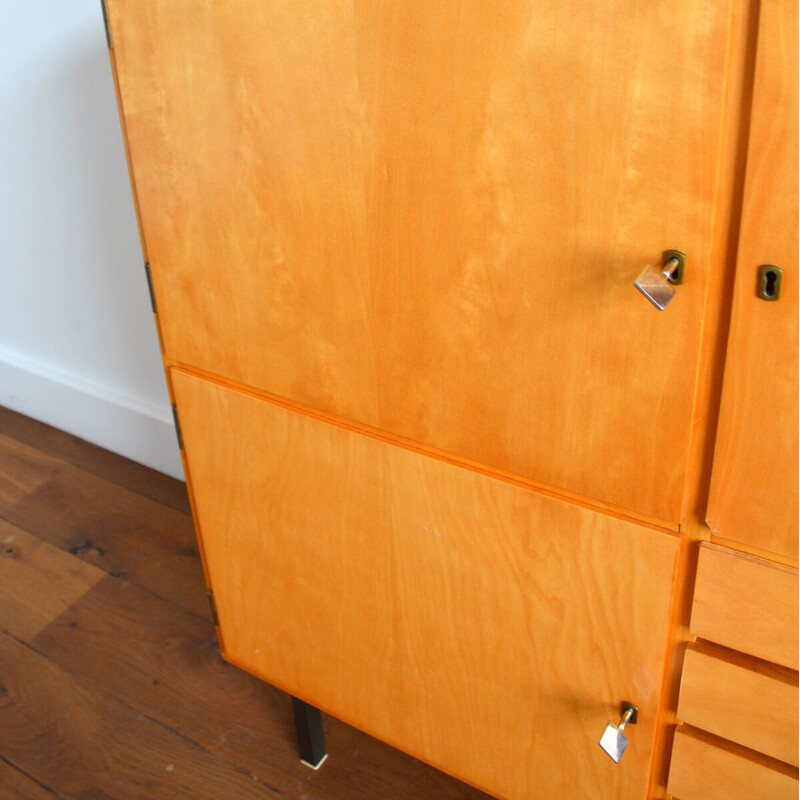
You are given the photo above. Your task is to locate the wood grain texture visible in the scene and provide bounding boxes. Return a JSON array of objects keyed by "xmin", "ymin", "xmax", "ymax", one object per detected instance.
[
  {"xmin": 172, "ymin": 369, "xmax": 679, "ymax": 800},
  {"xmin": 0, "ymin": 408, "xmax": 490, "ymax": 800},
  {"xmin": 667, "ymin": 728, "xmax": 799, "ymax": 800},
  {"xmin": 0, "ymin": 406, "xmax": 190, "ymax": 514},
  {"xmin": 0, "ymin": 519, "xmax": 104, "ymax": 641},
  {"xmin": 32, "ymin": 575, "xmax": 489, "ymax": 800},
  {"xmin": 0, "ymin": 758, "xmax": 60, "ymax": 800},
  {"xmin": 0, "ymin": 433, "xmax": 60, "ymax": 509},
  {"xmin": 644, "ymin": 1, "xmax": 762, "ymax": 792},
  {"xmin": 706, "ymin": 0, "xmax": 799, "ymax": 557},
  {"xmin": 106, "ymin": 0, "xmax": 734, "ymax": 522},
  {"xmin": 690, "ymin": 542, "xmax": 798, "ymax": 669},
  {"xmin": 0, "ymin": 630, "xmax": 288, "ymax": 800},
  {"xmin": 31, "ymin": 576, "xmax": 296, "ymax": 772},
  {"xmin": 677, "ymin": 646, "xmax": 798, "ymax": 765},
  {"xmin": 0, "ymin": 448, "xmax": 208, "ymax": 620}
]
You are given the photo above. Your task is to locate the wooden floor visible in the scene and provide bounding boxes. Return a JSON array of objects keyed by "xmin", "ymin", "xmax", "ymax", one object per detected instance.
[{"xmin": 0, "ymin": 406, "xmax": 491, "ymax": 800}]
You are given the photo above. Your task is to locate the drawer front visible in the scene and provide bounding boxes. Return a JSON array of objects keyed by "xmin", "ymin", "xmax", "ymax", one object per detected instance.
[
  {"xmin": 677, "ymin": 647, "xmax": 798, "ymax": 765},
  {"xmin": 668, "ymin": 729, "xmax": 799, "ymax": 800},
  {"xmin": 690, "ymin": 543, "xmax": 798, "ymax": 669},
  {"xmin": 171, "ymin": 368, "xmax": 679, "ymax": 800}
]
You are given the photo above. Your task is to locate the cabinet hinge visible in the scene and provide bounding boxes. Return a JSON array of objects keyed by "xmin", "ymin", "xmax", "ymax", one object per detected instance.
[
  {"xmin": 171, "ymin": 405, "xmax": 184, "ymax": 450},
  {"xmin": 207, "ymin": 591, "xmax": 220, "ymax": 626},
  {"xmin": 144, "ymin": 262, "xmax": 157, "ymax": 314},
  {"xmin": 100, "ymin": 0, "xmax": 114, "ymax": 49}
]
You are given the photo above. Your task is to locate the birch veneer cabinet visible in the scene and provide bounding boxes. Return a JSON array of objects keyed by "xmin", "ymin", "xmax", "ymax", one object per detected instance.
[{"xmin": 102, "ymin": 1, "xmax": 798, "ymax": 798}]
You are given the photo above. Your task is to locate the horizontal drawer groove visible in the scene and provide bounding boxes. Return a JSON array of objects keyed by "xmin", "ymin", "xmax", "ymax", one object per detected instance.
[
  {"xmin": 677, "ymin": 646, "xmax": 798, "ymax": 765},
  {"xmin": 707, "ymin": 536, "xmax": 799, "ymax": 570},
  {"xmin": 689, "ymin": 640, "xmax": 799, "ymax": 684},
  {"xmin": 690, "ymin": 543, "xmax": 798, "ymax": 669},
  {"xmin": 676, "ymin": 725, "xmax": 800, "ymax": 776},
  {"xmin": 169, "ymin": 363, "xmax": 678, "ymax": 534},
  {"xmin": 668, "ymin": 727, "xmax": 799, "ymax": 800}
]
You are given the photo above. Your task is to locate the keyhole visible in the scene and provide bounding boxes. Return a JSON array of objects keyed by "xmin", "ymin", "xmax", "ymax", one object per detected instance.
[
  {"xmin": 665, "ymin": 262, "xmax": 680, "ymax": 283},
  {"xmin": 757, "ymin": 265, "xmax": 782, "ymax": 301},
  {"xmin": 662, "ymin": 251, "xmax": 686, "ymax": 285},
  {"xmin": 764, "ymin": 270, "xmax": 777, "ymax": 297}
]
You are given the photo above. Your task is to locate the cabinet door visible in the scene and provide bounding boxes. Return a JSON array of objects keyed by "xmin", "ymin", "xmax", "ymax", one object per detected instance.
[
  {"xmin": 706, "ymin": 0, "xmax": 798, "ymax": 558},
  {"xmin": 172, "ymin": 368, "xmax": 679, "ymax": 800},
  {"xmin": 108, "ymin": 1, "xmax": 732, "ymax": 523}
]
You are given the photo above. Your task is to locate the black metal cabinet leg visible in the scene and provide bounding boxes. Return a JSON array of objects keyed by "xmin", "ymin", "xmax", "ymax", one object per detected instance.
[{"xmin": 291, "ymin": 696, "xmax": 327, "ymax": 769}]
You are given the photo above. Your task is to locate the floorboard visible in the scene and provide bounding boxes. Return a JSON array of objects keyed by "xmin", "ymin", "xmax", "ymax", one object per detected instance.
[
  {"xmin": 32, "ymin": 576, "xmax": 481, "ymax": 799},
  {"xmin": 0, "ymin": 632, "xmax": 288, "ymax": 800},
  {"xmin": 0, "ymin": 519, "xmax": 104, "ymax": 641},
  {"xmin": 0, "ymin": 433, "xmax": 61, "ymax": 509},
  {"xmin": 0, "ymin": 407, "xmax": 190, "ymax": 514},
  {"xmin": 0, "ymin": 757, "xmax": 62, "ymax": 800},
  {"xmin": 0, "ymin": 408, "xmax": 490, "ymax": 800},
  {"xmin": 0, "ymin": 441, "xmax": 208, "ymax": 619}
]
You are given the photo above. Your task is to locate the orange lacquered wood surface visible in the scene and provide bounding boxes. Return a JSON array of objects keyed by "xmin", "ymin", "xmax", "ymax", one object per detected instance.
[
  {"xmin": 667, "ymin": 728, "xmax": 799, "ymax": 800},
  {"xmin": 690, "ymin": 543, "xmax": 798, "ymax": 670},
  {"xmin": 171, "ymin": 368, "xmax": 679, "ymax": 800},
  {"xmin": 706, "ymin": 0, "xmax": 799, "ymax": 558},
  {"xmin": 106, "ymin": 0, "xmax": 733, "ymax": 523},
  {"xmin": 677, "ymin": 646, "xmax": 799, "ymax": 765}
]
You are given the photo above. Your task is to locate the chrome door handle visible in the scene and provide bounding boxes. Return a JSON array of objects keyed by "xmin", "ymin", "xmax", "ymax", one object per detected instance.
[
  {"xmin": 634, "ymin": 250, "xmax": 686, "ymax": 310},
  {"xmin": 599, "ymin": 702, "xmax": 639, "ymax": 763}
]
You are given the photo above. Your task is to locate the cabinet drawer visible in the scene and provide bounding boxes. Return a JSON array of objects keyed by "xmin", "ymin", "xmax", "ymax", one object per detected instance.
[
  {"xmin": 171, "ymin": 368, "xmax": 679, "ymax": 800},
  {"xmin": 690, "ymin": 543, "xmax": 798, "ymax": 669},
  {"xmin": 677, "ymin": 647, "xmax": 798, "ymax": 765},
  {"xmin": 668, "ymin": 728, "xmax": 799, "ymax": 800}
]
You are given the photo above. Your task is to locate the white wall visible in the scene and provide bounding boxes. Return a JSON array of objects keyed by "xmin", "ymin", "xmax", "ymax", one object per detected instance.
[{"xmin": 0, "ymin": 2, "xmax": 183, "ymax": 479}]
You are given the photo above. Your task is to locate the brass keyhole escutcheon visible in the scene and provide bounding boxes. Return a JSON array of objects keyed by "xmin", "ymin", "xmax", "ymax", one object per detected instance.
[{"xmin": 757, "ymin": 265, "xmax": 783, "ymax": 301}]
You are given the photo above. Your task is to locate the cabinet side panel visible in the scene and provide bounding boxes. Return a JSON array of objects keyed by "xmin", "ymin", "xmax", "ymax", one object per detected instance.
[
  {"xmin": 171, "ymin": 368, "xmax": 679, "ymax": 800},
  {"xmin": 706, "ymin": 0, "xmax": 799, "ymax": 557}
]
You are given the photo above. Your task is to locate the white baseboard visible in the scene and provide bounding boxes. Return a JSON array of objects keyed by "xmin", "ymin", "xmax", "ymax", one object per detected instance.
[{"xmin": 0, "ymin": 347, "xmax": 184, "ymax": 480}]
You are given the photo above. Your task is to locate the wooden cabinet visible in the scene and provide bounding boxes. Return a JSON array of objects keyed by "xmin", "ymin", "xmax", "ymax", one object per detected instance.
[{"xmin": 103, "ymin": 1, "xmax": 797, "ymax": 798}]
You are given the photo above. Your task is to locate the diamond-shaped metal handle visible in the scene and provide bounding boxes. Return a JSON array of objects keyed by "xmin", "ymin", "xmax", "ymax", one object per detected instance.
[
  {"xmin": 599, "ymin": 702, "xmax": 638, "ymax": 763},
  {"xmin": 634, "ymin": 251, "xmax": 686, "ymax": 311}
]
